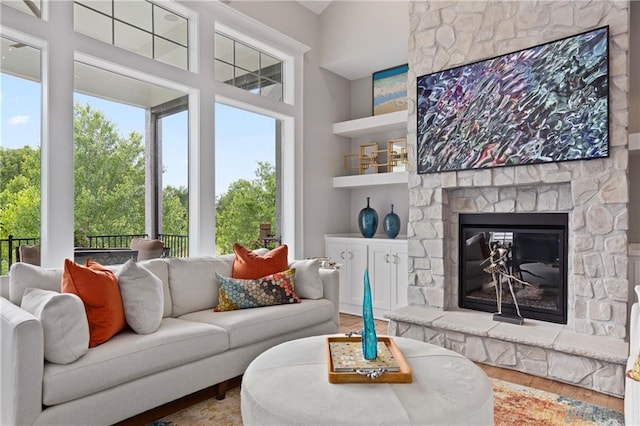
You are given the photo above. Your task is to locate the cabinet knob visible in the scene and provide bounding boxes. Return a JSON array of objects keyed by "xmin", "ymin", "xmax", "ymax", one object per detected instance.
[
  {"xmin": 393, "ymin": 254, "xmax": 399, "ymax": 264},
  {"xmin": 385, "ymin": 253, "xmax": 390, "ymax": 263},
  {"xmin": 348, "ymin": 251, "xmax": 353, "ymax": 260},
  {"xmin": 340, "ymin": 251, "xmax": 346, "ymax": 260}
]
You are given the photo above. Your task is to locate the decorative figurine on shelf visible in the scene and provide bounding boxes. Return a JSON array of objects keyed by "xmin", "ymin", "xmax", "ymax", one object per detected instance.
[
  {"xmin": 358, "ymin": 197, "xmax": 378, "ymax": 238},
  {"xmin": 362, "ymin": 268, "xmax": 378, "ymax": 360}
]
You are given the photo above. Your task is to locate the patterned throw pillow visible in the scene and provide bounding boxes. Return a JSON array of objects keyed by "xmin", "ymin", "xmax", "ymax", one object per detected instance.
[{"xmin": 214, "ymin": 269, "xmax": 300, "ymax": 312}]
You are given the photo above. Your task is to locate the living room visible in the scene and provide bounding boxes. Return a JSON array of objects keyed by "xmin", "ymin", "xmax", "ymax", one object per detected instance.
[{"xmin": 1, "ymin": 0, "xmax": 639, "ymax": 425}]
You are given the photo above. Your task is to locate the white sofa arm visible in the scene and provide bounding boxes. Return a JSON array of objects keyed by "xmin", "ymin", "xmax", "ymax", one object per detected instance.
[
  {"xmin": 1, "ymin": 297, "xmax": 44, "ymax": 426},
  {"xmin": 319, "ymin": 268, "xmax": 340, "ymax": 328}
]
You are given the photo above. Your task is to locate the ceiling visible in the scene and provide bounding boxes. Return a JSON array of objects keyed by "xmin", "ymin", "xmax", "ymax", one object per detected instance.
[{"xmin": 296, "ymin": 0, "xmax": 333, "ymax": 15}]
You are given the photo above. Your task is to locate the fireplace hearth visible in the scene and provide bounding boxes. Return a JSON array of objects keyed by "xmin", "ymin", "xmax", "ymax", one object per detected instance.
[{"xmin": 459, "ymin": 213, "xmax": 568, "ymax": 324}]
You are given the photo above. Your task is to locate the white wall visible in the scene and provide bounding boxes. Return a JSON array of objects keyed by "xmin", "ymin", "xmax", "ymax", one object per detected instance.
[
  {"xmin": 229, "ymin": 1, "xmax": 352, "ymax": 257},
  {"xmin": 350, "ymin": 76, "xmax": 372, "ymax": 119},
  {"xmin": 319, "ymin": 1, "xmax": 409, "ymax": 80}
]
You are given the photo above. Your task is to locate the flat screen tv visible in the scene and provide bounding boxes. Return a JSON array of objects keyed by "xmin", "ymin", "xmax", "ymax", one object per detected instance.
[{"xmin": 416, "ymin": 26, "xmax": 609, "ymax": 174}]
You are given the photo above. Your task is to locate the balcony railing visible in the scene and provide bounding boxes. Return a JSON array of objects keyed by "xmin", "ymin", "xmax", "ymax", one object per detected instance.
[{"xmin": 1, "ymin": 233, "xmax": 189, "ymax": 275}]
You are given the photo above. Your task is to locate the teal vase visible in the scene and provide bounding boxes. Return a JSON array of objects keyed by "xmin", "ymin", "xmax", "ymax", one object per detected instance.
[
  {"xmin": 383, "ymin": 204, "xmax": 400, "ymax": 239},
  {"xmin": 358, "ymin": 197, "xmax": 378, "ymax": 238},
  {"xmin": 362, "ymin": 268, "xmax": 378, "ymax": 360}
]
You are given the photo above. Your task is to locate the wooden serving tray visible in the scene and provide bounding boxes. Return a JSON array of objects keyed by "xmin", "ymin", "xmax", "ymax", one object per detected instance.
[{"xmin": 326, "ymin": 336, "xmax": 412, "ymax": 384}]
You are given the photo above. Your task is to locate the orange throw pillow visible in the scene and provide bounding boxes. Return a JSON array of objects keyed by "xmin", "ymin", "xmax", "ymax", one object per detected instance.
[
  {"xmin": 232, "ymin": 243, "xmax": 288, "ymax": 279},
  {"xmin": 61, "ymin": 259, "xmax": 126, "ymax": 347}
]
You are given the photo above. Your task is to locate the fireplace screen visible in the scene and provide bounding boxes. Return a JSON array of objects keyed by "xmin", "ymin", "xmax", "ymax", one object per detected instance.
[{"xmin": 459, "ymin": 213, "xmax": 568, "ymax": 324}]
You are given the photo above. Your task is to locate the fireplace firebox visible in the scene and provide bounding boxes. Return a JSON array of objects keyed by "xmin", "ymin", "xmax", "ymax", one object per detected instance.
[{"xmin": 459, "ymin": 213, "xmax": 568, "ymax": 324}]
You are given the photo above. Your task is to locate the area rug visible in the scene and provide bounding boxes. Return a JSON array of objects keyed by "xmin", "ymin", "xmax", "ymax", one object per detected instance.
[{"xmin": 150, "ymin": 379, "xmax": 624, "ymax": 425}]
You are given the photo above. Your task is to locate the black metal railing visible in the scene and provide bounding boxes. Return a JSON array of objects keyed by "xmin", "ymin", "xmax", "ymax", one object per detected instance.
[
  {"xmin": 158, "ymin": 234, "xmax": 189, "ymax": 258},
  {"xmin": 83, "ymin": 234, "xmax": 148, "ymax": 249},
  {"xmin": 0, "ymin": 235, "xmax": 40, "ymax": 275},
  {"xmin": 1, "ymin": 233, "xmax": 189, "ymax": 275}
]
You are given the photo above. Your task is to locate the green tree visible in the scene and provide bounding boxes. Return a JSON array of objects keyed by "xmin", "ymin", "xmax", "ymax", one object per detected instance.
[
  {"xmin": 0, "ymin": 104, "xmax": 146, "ymax": 245},
  {"xmin": 215, "ymin": 162, "xmax": 276, "ymax": 254},
  {"xmin": 73, "ymin": 103, "xmax": 145, "ymax": 239},
  {"xmin": 162, "ymin": 185, "xmax": 188, "ymax": 235},
  {"xmin": 0, "ymin": 146, "xmax": 41, "ymax": 238}
]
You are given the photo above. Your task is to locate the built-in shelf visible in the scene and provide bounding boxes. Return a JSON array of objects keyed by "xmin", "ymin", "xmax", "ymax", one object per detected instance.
[
  {"xmin": 333, "ymin": 110, "xmax": 408, "ymax": 138},
  {"xmin": 630, "ymin": 133, "xmax": 639, "ymax": 154},
  {"xmin": 333, "ymin": 171, "xmax": 409, "ymax": 188}
]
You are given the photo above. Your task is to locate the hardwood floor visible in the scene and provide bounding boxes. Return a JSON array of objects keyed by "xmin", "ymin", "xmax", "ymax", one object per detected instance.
[{"xmin": 339, "ymin": 313, "xmax": 624, "ymax": 413}]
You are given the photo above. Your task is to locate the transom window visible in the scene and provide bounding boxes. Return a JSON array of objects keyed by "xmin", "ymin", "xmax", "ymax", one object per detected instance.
[
  {"xmin": 215, "ymin": 32, "xmax": 283, "ymax": 102},
  {"xmin": 2, "ymin": 0, "xmax": 42, "ymax": 18},
  {"xmin": 74, "ymin": 0, "xmax": 189, "ymax": 70}
]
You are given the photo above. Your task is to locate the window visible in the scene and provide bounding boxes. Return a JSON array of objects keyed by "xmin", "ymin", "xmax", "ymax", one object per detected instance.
[
  {"xmin": 2, "ymin": 0, "xmax": 41, "ymax": 18},
  {"xmin": 214, "ymin": 103, "xmax": 281, "ymax": 254},
  {"xmin": 74, "ymin": 0, "xmax": 189, "ymax": 70},
  {"xmin": 73, "ymin": 61, "xmax": 188, "ymax": 255},
  {"xmin": 0, "ymin": 36, "xmax": 42, "ymax": 273},
  {"xmin": 215, "ymin": 32, "xmax": 283, "ymax": 102}
]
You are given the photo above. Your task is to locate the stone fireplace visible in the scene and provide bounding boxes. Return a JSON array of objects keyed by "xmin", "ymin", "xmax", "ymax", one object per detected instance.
[
  {"xmin": 459, "ymin": 212, "xmax": 568, "ymax": 324},
  {"xmin": 386, "ymin": 1, "xmax": 631, "ymax": 397}
]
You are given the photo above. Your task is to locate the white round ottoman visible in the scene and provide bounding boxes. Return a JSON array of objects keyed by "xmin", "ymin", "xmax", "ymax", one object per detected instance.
[{"xmin": 241, "ymin": 335, "xmax": 494, "ymax": 425}]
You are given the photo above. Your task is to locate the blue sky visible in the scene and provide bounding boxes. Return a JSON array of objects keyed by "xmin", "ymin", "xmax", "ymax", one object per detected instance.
[{"xmin": 1, "ymin": 73, "xmax": 275, "ymax": 195}]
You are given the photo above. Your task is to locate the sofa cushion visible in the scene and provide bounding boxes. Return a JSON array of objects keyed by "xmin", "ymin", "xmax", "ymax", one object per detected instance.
[
  {"xmin": 232, "ymin": 243, "xmax": 288, "ymax": 279},
  {"xmin": 138, "ymin": 258, "xmax": 172, "ymax": 317},
  {"xmin": 62, "ymin": 259, "xmax": 126, "ymax": 347},
  {"xmin": 9, "ymin": 262, "xmax": 62, "ymax": 306},
  {"xmin": 21, "ymin": 288, "xmax": 89, "ymax": 364},
  {"xmin": 167, "ymin": 256, "xmax": 233, "ymax": 317},
  {"xmin": 116, "ymin": 260, "xmax": 164, "ymax": 334},
  {"xmin": 180, "ymin": 299, "xmax": 335, "ymax": 349},
  {"xmin": 288, "ymin": 259, "xmax": 324, "ymax": 299},
  {"xmin": 214, "ymin": 270, "xmax": 300, "ymax": 312},
  {"xmin": 42, "ymin": 317, "xmax": 229, "ymax": 406}
]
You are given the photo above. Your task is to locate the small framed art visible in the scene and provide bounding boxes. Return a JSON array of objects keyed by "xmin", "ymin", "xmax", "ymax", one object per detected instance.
[{"xmin": 372, "ymin": 64, "xmax": 409, "ymax": 116}]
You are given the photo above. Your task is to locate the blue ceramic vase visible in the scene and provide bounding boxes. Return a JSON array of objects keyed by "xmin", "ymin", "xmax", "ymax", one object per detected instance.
[
  {"xmin": 383, "ymin": 204, "xmax": 400, "ymax": 239},
  {"xmin": 362, "ymin": 268, "xmax": 378, "ymax": 360},
  {"xmin": 358, "ymin": 197, "xmax": 378, "ymax": 238}
]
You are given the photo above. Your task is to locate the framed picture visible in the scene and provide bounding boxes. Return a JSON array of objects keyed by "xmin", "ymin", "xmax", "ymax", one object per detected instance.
[
  {"xmin": 416, "ymin": 26, "xmax": 609, "ymax": 174},
  {"xmin": 373, "ymin": 64, "xmax": 409, "ymax": 116}
]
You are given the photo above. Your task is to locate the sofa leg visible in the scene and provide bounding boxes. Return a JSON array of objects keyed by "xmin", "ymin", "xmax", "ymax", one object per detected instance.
[
  {"xmin": 215, "ymin": 383, "xmax": 227, "ymax": 400},
  {"xmin": 215, "ymin": 375, "xmax": 243, "ymax": 400}
]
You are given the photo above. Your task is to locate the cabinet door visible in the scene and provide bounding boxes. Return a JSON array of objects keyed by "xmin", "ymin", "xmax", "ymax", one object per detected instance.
[
  {"xmin": 392, "ymin": 246, "xmax": 409, "ymax": 309},
  {"xmin": 345, "ymin": 242, "xmax": 368, "ymax": 307},
  {"xmin": 370, "ymin": 244, "xmax": 392, "ymax": 312},
  {"xmin": 325, "ymin": 240, "xmax": 348, "ymax": 309}
]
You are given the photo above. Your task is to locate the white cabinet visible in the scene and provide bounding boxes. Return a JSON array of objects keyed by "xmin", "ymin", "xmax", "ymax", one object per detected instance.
[
  {"xmin": 325, "ymin": 235, "xmax": 408, "ymax": 319},
  {"xmin": 325, "ymin": 238, "xmax": 368, "ymax": 312}
]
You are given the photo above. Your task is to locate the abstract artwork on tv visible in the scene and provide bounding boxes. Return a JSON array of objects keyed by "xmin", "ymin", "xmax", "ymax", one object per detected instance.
[{"xmin": 416, "ymin": 26, "xmax": 609, "ymax": 174}]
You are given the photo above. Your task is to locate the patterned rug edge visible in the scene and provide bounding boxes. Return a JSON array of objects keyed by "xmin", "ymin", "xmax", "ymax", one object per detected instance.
[{"xmin": 151, "ymin": 378, "xmax": 624, "ymax": 426}]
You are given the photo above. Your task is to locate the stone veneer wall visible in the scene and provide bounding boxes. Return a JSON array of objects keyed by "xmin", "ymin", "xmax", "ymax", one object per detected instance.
[{"xmin": 406, "ymin": 0, "xmax": 630, "ymax": 338}]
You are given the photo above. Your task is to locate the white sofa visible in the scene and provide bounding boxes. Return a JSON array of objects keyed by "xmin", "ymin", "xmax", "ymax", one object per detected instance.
[
  {"xmin": 0, "ymin": 255, "xmax": 339, "ymax": 426},
  {"xmin": 626, "ymin": 285, "xmax": 640, "ymax": 425}
]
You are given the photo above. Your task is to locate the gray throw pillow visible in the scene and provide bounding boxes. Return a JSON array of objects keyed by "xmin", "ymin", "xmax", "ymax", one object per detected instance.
[
  {"xmin": 21, "ymin": 288, "xmax": 89, "ymax": 364},
  {"xmin": 117, "ymin": 260, "xmax": 164, "ymax": 334}
]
